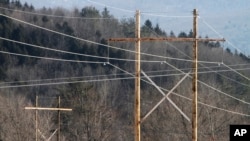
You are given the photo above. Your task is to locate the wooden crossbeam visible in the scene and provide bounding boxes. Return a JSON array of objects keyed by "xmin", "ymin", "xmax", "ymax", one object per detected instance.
[
  {"xmin": 109, "ymin": 37, "xmax": 225, "ymax": 42},
  {"xmin": 25, "ymin": 107, "xmax": 72, "ymax": 111}
]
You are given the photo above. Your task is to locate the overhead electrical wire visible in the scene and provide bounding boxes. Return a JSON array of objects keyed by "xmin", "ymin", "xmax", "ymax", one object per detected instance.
[
  {"xmin": 108, "ymin": 63, "xmax": 250, "ymax": 117},
  {"xmin": 0, "ymin": 6, "xmax": 124, "ymax": 20},
  {"xmin": 222, "ymin": 63, "xmax": 250, "ymax": 81},
  {"xmin": 87, "ymin": 0, "xmax": 193, "ymax": 18},
  {"xmin": 200, "ymin": 17, "xmax": 249, "ymax": 59},
  {"xmin": 200, "ymin": 17, "xmax": 250, "ymax": 81},
  {"xmin": 0, "ymin": 76, "xmax": 135, "ymax": 89},
  {"xmin": 1, "ymin": 7, "xmax": 249, "ymax": 107},
  {"xmin": 0, "ymin": 50, "xmax": 103, "ymax": 64},
  {"xmin": 0, "ymin": 2, "xmax": 249, "ymax": 125},
  {"xmin": 163, "ymin": 61, "xmax": 250, "ymax": 105},
  {"xmin": 3, "ymin": 3, "xmax": 248, "ymax": 69},
  {"xmin": 141, "ymin": 12, "xmax": 193, "ymax": 18},
  {"xmin": 0, "ymin": 73, "xmax": 123, "ymax": 85},
  {"xmin": 169, "ymin": 89, "xmax": 250, "ymax": 117},
  {"xmin": 141, "ymin": 21, "xmax": 250, "ymax": 87},
  {"xmin": 0, "ymin": 19, "xmax": 248, "ymax": 86},
  {"xmin": 1, "ymin": 63, "xmax": 250, "ymax": 86},
  {"xmin": 1, "ymin": 65, "xmax": 250, "ymax": 88},
  {"xmin": 0, "ymin": 5, "xmax": 194, "ymax": 19},
  {"xmin": 0, "ymin": 63, "xmax": 249, "ymax": 116},
  {"xmin": 0, "ymin": 13, "xmax": 222, "ymax": 64},
  {"xmin": 113, "ymin": 61, "xmax": 250, "ymax": 105},
  {"xmin": 145, "ymin": 13, "xmax": 250, "ymax": 85},
  {"xmin": 0, "ymin": 37, "xmax": 162, "ymax": 63},
  {"xmin": 86, "ymin": 0, "xmax": 134, "ymax": 13},
  {"xmin": 0, "ymin": 11, "xmax": 248, "ymax": 88}
]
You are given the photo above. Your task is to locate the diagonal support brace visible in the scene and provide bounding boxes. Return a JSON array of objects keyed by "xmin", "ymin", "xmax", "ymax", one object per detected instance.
[
  {"xmin": 46, "ymin": 129, "xmax": 58, "ymax": 141},
  {"xmin": 141, "ymin": 70, "xmax": 191, "ymax": 123}
]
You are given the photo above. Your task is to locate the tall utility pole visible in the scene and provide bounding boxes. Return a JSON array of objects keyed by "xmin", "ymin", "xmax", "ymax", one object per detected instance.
[
  {"xmin": 134, "ymin": 10, "xmax": 141, "ymax": 141},
  {"xmin": 192, "ymin": 9, "xmax": 198, "ymax": 141},
  {"xmin": 108, "ymin": 9, "xmax": 224, "ymax": 141}
]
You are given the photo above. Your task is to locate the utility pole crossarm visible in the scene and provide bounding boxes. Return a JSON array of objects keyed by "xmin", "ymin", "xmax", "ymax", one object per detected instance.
[
  {"xmin": 109, "ymin": 37, "xmax": 225, "ymax": 42},
  {"xmin": 25, "ymin": 107, "xmax": 72, "ymax": 111}
]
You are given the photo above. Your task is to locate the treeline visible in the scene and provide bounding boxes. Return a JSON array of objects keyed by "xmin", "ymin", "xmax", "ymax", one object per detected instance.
[{"xmin": 0, "ymin": 1, "xmax": 250, "ymax": 140}]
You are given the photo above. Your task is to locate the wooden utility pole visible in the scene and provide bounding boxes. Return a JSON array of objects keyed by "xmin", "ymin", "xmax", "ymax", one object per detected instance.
[
  {"xmin": 108, "ymin": 9, "xmax": 224, "ymax": 141},
  {"xmin": 134, "ymin": 10, "xmax": 141, "ymax": 141},
  {"xmin": 58, "ymin": 96, "xmax": 61, "ymax": 141},
  {"xmin": 192, "ymin": 9, "xmax": 198, "ymax": 141},
  {"xmin": 25, "ymin": 96, "xmax": 72, "ymax": 141},
  {"xmin": 35, "ymin": 96, "xmax": 38, "ymax": 141}
]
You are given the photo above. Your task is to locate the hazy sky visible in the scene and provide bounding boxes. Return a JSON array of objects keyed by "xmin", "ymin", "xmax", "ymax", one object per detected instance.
[{"xmin": 19, "ymin": 0, "xmax": 250, "ymax": 54}]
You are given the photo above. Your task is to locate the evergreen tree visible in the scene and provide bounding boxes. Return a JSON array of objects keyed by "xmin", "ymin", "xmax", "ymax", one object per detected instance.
[
  {"xmin": 81, "ymin": 6, "xmax": 100, "ymax": 17},
  {"xmin": 102, "ymin": 7, "xmax": 111, "ymax": 18},
  {"xmin": 170, "ymin": 30, "xmax": 175, "ymax": 37},
  {"xmin": 188, "ymin": 29, "xmax": 193, "ymax": 37},
  {"xmin": 178, "ymin": 31, "xmax": 188, "ymax": 38},
  {"xmin": 0, "ymin": 0, "xmax": 9, "ymax": 5},
  {"xmin": 145, "ymin": 19, "xmax": 153, "ymax": 29},
  {"xmin": 154, "ymin": 23, "xmax": 166, "ymax": 36}
]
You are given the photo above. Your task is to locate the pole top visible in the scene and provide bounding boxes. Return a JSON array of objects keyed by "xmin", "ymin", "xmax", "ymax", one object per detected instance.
[{"xmin": 193, "ymin": 9, "xmax": 198, "ymax": 15}]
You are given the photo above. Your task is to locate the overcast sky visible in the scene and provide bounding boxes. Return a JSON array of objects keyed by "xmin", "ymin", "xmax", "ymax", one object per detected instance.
[{"xmin": 19, "ymin": 0, "xmax": 250, "ymax": 54}]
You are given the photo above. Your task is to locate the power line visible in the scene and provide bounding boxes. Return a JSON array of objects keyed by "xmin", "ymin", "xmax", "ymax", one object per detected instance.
[
  {"xmin": 110, "ymin": 62, "xmax": 250, "ymax": 109},
  {"xmin": 0, "ymin": 4, "xmax": 250, "ymax": 137},
  {"xmin": 0, "ymin": 76, "xmax": 135, "ymax": 89},
  {"xmin": 1, "ymin": 63, "xmax": 249, "ymax": 117},
  {"xmin": 1, "ymin": 15, "xmax": 245, "ymax": 93},
  {"xmin": 222, "ymin": 63, "xmax": 250, "ymax": 81},
  {"xmin": 87, "ymin": 0, "xmax": 193, "ymax": 18},
  {"xmin": 0, "ymin": 13, "xmax": 222, "ymax": 64},
  {"xmin": 86, "ymin": 0, "xmax": 134, "ymax": 13},
  {"xmin": 0, "ymin": 50, "xmax": 103, "ymax": 64},
  {"xmin": 108, "ymin": 63, "xmax": 250, "ymax": 117},
  {"xmin": 200, "ymin": 17, "xmax": 250, "ymax": 58},
  {"xmin": 0, "ymin": 73, "xmax": 121, "ymax": 85},
  {"xmin": 169, "ymin": 89, "xmax": 250, "ymax": 117},
  {"xmin": 142, "ymin": 21, "xmax": 250, "ymax": 88},
  {"xmin": 1, "ymin": 63, "xmax": 250, "ymax": 86},
  {"xmin": 141, "ymin": 12, "xmax": 193, "ymax": 18},
  {"xmin": 1, "ymin": 10, "xmax": 249, "ymax": 105},
  {"xmin": 1, "ymin": 65, "xmax": 250, "ymax": 87},
  {"xmin": 198, "ymin": 18, "xmax": 250, "ymax": 81},
  {"xmin": 163, "ymin": 61, "xmax": 250, "ymax": 105},
  {"xmin": 0, "ymin": 37, "xmax": 162, "ymax": 63},
  {"xmin": 0, "ymin": 6, "xmax": 126, "ymax": 20}
]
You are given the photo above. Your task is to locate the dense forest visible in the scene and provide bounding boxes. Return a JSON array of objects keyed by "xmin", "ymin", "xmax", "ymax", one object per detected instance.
[{"xmin": 0, "ymin": 0, "xmax": 250, "ymax": 140}]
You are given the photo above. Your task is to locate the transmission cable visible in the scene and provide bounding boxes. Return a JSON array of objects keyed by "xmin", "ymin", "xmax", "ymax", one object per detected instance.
[{"xmin": 0, "ymin": 13, "xmax": 222, "ymax": 64}]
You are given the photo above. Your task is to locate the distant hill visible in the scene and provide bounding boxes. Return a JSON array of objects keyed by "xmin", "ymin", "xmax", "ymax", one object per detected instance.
[{"xmin": 0, "ymin": 1, "xmax": 250, "ymax": 140}]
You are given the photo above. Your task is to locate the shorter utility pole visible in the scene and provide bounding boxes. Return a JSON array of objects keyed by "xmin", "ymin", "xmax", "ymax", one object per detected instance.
[
  {"xmin": 58, "ymin": 96, "xmax": 61, "ymax": 141},
  {"xmin": 35, "ymin": 96, "xmax": 38, "ymax": 141},
  {"xmin": 25, "ymin": 96, "xmax": 72, "ymax": 141}
]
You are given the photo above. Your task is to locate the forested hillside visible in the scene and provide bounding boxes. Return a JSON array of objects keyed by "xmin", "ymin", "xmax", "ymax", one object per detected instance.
[{"xmin": 0, "ymin": 1, "xmax": 250, "ymax": 141}]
